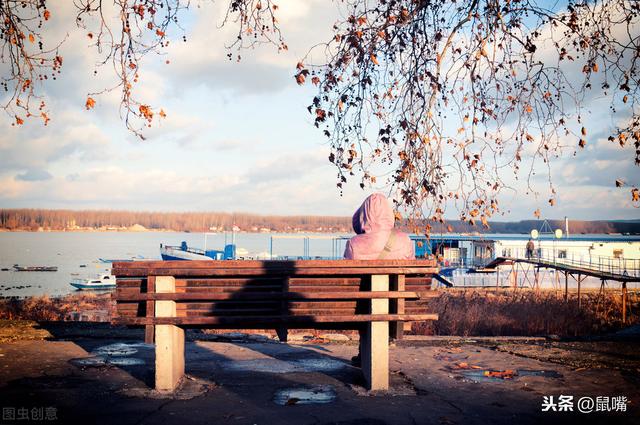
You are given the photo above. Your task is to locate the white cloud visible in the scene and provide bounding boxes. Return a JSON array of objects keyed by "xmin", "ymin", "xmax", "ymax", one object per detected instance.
[
  {"xmin": 0, "ymin": 146, "xmax": 361, "ymax": 215},
  {"xmin": 0, "ymin": 109, "xmax": 112, "ymax": 171},
  {"xmin": 246, "ymin": 151, "xmax": 326, "ymax": 184},
  {"xmin": 15, "ymin": 169, "xmax": 53, "ymax": 182},
  {"xmin": 162, "ymin": 0, "xmax": 336, "ymax": 95}
]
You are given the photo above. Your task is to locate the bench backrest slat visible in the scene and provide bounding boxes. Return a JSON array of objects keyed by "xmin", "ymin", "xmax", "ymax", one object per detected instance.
[{"xmin": 113, "ymin": 259, "xmax": 437, "ymax": 276}]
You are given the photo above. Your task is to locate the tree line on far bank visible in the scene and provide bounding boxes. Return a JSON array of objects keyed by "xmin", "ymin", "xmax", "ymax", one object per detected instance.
[
  {"xmin": 0, "ymin": 209, "xmax": 637, "ymax": 235},
  {"xmin": 0, "ymin": 209, "xmax": 351, "ymax": 233}
]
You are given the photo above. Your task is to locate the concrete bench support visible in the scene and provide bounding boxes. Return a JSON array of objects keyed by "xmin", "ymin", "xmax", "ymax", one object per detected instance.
[
  {"xmin": 361, "ymin": 274, "xmax": 389, "ymax": 391},
  {"xmin": 154, "ymin": 276, "xmax": 184, "ymax": 392}
]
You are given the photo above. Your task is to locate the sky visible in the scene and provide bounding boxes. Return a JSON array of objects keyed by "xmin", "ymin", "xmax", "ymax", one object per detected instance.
[{"xmin": 0, "ymin": 1, "xmax": 638, "ymax": 221}]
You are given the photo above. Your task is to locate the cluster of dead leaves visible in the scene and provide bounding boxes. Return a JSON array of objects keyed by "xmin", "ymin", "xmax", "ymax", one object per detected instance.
[{"xmin": 450, "ymin": 362, "xmax": 516, "ymax": 379}]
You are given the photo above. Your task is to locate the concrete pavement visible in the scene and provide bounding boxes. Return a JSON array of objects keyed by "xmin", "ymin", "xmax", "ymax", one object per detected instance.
[{"xmin": 0, "ymin": 326, "xmax": 638, "ymax": 425}]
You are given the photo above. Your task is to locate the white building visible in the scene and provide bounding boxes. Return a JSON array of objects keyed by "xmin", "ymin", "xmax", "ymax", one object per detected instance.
[{"xmin": 413, "ymin": 234, "xmax": 640, "ymax": 273}]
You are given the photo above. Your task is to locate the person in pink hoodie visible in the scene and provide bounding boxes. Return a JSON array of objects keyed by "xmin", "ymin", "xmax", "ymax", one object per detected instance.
[
  {"xmin": 344, "ymin": 193, "xmax": 415, "ymax": 260},
  {"xmin": 344, "ymin": 193, "xmax": 415, "ymax": 366}
]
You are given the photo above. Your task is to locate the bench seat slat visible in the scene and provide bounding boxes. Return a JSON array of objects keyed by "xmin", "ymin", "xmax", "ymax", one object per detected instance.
[
  {"xmin": 176, "ymin": 301, "xmax": 358, "ymax": 309},
  {"xmin": 113, "ymin": 267, "xmax": 437, "ymax": 277},
  {"xmin": 181, "ymin": 287, "xmax": 363, "ymax": 293},
  {"xmin": 113, "ymin": 313, "xmax": 439, "ymax": 325},
  {"xmin": 175, "ymin": 278, "xmax": 362, "ymax": 285},
  {"xmin": 116, "ymin": 290, "xmax": 424, "ymax": 301},
  {"xmin": 178, "ymin": 308, "xmax": 361, "ymax": 316},
  {"xmin": 118, "ymin": 302, "xmax": 432, "ymax": 312},
  {"xmin": 113, "ymin": 259, "xmax": 436, "ymax": 269}
]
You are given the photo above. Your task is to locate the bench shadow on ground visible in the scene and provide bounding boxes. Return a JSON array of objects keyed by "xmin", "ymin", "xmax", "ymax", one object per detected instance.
[
  {"xmin": 5, "ymin": 329, "xmax": 379, "ymax": 425},
  {"xmin": 32, "ymin": 259, "xmax": 423, "ymax": 400},
  {"xmin": 34, "ymin": 258, "xmax": 371, "ymax": 397},
  {"xmin": 35, "ymin": 323, "xmax": 364, "ymax": 392},
  {"xmin": 183, "ymin": 259, "xmax": 370, "ymax": 389}
]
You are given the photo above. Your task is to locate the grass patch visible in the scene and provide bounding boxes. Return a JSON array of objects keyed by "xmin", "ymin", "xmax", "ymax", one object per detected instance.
[
  {"xmin": 1, "ymin": 289, "xmax": 637, "ymax": 338},
  {"xmin": 413, "ymin": 289, "xmax": 639, "ymax": 337},
  {"xmin": 0, "ymin": 293, "xmax": 112, "ymax": 322}
]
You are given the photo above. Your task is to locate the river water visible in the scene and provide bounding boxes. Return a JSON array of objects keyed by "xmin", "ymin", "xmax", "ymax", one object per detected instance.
[
  {"xmin": 0, "ymin": 232, "xmax": 347, "ymax": 297},
  {"xmin": 0, "ymin": 232, "xmax": 634, "ymax": 298}
]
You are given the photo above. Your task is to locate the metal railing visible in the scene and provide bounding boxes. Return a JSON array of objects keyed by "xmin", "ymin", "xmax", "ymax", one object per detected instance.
[
  {"xmin": 436, "ymin": 257, "xmax": 494, "ymax": 269},
  {"xmin": 503, "ymin": 248, "xmax": 640, "ymax": 279}
]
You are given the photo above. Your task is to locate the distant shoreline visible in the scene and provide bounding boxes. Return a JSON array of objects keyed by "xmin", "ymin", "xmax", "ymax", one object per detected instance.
[
  {"xmin": 0, "ymin": 228, "xmax": 173, "ymax": 233},
  {"xmin": 1, "ymin": 208, "xmax": 639, "ymax": 235},
  {"xmin": 1, "ymin": 228, "xmax": 639, "ymax": 236},
  {"xmin": 0, "ymin": 228, "xmax": 350, "ymax": 234}
]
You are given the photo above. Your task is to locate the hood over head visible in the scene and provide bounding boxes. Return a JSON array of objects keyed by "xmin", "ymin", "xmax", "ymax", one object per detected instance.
[{"xmin": 352, "ymin": 193, "xmax": 395, "ymax": 234}]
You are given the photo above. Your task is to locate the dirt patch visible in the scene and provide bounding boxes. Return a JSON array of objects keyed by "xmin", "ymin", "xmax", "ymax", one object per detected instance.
[
  {"xmin": 119, "ymin": 374, "xmax": 217, "ymax": 400},
  {"xmin": 349, "ymin": 371, "xmax": 419, "ymax": 397},
  {"xmin": 0, "ymin": 320, "xmax": 51, "ymax": 342},
  {"xmin": 489, "ymin": 340, "xmax": 640, "ymax": 371}
]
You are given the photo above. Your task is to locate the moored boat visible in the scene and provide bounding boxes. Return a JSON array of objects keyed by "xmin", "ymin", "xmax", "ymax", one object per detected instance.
[
  {"xmin": 70, "ymin": 274, "xmax": 116, "ymax": 290},
  {"xmin": 13, "ymin": 265, "xmax": 58, "ymax": 272},
  {"xmin": 160, "ymin": 241, "xmax": 236, "ymax": 261}
]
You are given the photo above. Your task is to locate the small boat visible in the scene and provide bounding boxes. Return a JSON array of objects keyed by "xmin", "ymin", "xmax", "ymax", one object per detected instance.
[
  {"xmin": 98, "ymin": 256, "xmax": 144, "ymax": 263},
  {"xmin": 13, "ymin": 265, "xmax": 58, "ymax": 272},
  {"xmin": 70, "ymin": 274, "xmax": 116, "ymax": 290}
]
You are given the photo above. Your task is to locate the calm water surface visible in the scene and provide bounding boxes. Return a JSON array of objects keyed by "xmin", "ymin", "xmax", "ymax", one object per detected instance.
[
  {"xmin": 0, "ymin": 232, "xmax": 348, "ymax": 297},
  {"xmin": 1, "ymin": 232, "xmax": 632, "ymax": 297}
]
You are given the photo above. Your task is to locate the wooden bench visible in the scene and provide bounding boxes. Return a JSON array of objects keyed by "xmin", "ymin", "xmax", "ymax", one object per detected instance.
[{"xmin": 112, "ymin": 259, "xmax": 438, "ymax": 392}]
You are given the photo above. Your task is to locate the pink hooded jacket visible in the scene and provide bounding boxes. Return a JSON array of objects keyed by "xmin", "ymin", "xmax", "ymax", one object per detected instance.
[{"xmin": 344, "ymin": 193, "xmax": 415, "ymax": 260}]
